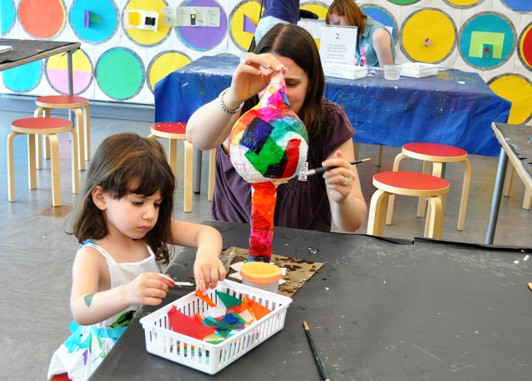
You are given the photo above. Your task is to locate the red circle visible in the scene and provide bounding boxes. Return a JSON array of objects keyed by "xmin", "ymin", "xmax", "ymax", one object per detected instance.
[{"xmin": 19, "ymin": 0, "xmax": 65, "ymax": 38}]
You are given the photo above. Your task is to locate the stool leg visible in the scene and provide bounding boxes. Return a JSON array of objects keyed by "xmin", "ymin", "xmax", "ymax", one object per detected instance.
[
  {"xmin": 207, "ymin": 149, "xmax": 216, "ymax": 202},
  {"xmin": 184, "ymin": 141, "xmax": 194, "ymax": 213},
  {"xmin": 73, "ymin": 108, "xmax": 85, "ymax": 171},
  {"xmin": 367, "ymin": 189, "xmax": 389, "ymax": 236},
  {"xmin": 385, "ymin": 153, "xmax": 406, "ymax": 225},
  {"xmin": 417, "ymin": 161, "xmax": 437, "ymax": 217},
  {"xmin": 353, "ymin": 142, "xmax": 360, "ymax": 161},
  {"xmin": 425, "ymin": 196, "xmax": 443, "ymax": 239},
  {"xmin": 7, "ymin": 131, "xmax": 19, "ymax": 202},
  {"xmin": 69, "ymin": 128, "xmax": 79, "ymax": 195},
  {"xmin": 377, "ymin": 145, "xmax": 383, "ymax": 167},
  {"xmin": 523, "ymin": 188, "xmax": 532, "ymax": 210},
  {"xmin": 34, "ymin": 107, "xmax": 45, "ymax": 169},
  {"xmin": 457, "ymin": 159, "xmax": 471, "ymax": 230},
  {"xmin": 83, "ymin": 105, "xmax": 91, "ymax": 161},
  {"xmin": 27, "ymin": 134, "xmax": 37, "ymax": 190},
  {"xmin": 503, "ymin": 164, "xmax": 514, "ymax": 197},
  {"xmin": 48, "ymin": 134, "xmax": 61, "ymax": 207},
  {"xmin": 41, "ymin": 108, "xmax": 52, "ymax": 160},
  {"xmin": 168, "ymin": 139, "xmax": 178, "ymax": 177}
]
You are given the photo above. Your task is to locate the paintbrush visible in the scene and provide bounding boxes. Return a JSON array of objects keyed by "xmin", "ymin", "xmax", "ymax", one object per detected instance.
[
  {"xmin": 300, "ymin": 157, "xmax": 370, "ymax": 177},
  {"xmin": 303, "ymin": 321, "xmax": 330, "ymax": 381},
  {"xmin": 159, "ymin": 274, "xmax": 194, "ymax": 287}
]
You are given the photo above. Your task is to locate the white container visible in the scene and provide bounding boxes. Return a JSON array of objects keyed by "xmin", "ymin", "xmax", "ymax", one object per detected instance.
[
  {"xmin": 384, "ymin": 64, "xmax": 401, "ymax": 80},
  {"xmin": 139, "ymin": 279, "xmax": 292, "ymax": 375},
  {"xmin": 401, "ymin": 62, "xmax": 439, "ymax": 78},
  {"xmin": 240, "ymin": 262, "xmax": 282, "ymax": 293},
  {"xmin": 323, "ymin": 63, "xmax": 367, "ymax": 80}
]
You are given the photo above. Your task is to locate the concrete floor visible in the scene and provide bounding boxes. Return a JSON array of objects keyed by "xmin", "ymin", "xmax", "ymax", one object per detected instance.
[{"xmin": 0, "ymin": 108, "xmax": 530, "ymax": 380}]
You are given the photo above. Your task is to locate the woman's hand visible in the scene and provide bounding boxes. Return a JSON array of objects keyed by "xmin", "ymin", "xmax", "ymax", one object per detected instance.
[{"xmin": 322, "ymin": 150, "xmax": 356, "ymax": 203}]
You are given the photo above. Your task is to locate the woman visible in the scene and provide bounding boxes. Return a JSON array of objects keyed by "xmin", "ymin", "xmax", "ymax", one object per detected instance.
[
  {"xmin": 186, "ymin": 24, "xmax": 367, "ymax": 233},
  {"xmin": 326, "ymin": 0, "xmax": 395, "ymax": 67}
]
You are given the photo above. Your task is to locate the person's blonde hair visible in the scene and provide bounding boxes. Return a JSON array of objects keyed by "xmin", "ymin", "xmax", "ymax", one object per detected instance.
[{"xmin": 68, "ymin": 133, "xmax": 175, "ymax": 265}]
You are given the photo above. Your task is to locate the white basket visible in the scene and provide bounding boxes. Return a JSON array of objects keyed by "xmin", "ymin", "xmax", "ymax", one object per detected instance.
[
  {"xmin": 140, "ymin": 279, "xmax": 292, "ymax": 374},
  {"xmin": 400, "ymin": 62, "xmax": 439, "ymax": 78},
  {"xmin": 323, "ymin": 63, "xmax": 367, "ymax": 80}
]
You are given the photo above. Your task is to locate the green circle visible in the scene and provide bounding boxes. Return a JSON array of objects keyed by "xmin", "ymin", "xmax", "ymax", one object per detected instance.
[
  {"xmin": 387, "ymin": 0, "xmax": 421, "ymax": 5},
  {"xmin": 95, "ymin": 48, "xmax": 144, "ymax": 100}
]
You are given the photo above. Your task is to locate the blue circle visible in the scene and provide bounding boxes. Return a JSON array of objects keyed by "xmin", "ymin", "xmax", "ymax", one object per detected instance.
[
  {"xmin": 0, "ymin": 0, "xmax": 16, "ymax": 35},
  {"xmin": 70, "ymin": 0, "xmax": 119, "ymax": 43},
  {"xmin": 3, "ymin": 61, "xmax": 42, "ymax": 92},
  {"xmin": 361, "ymin": 5, "xmax": 397, "ymax": 40},
  {"xmin": 501, "ymin": 0, "xmax": 532, "ymax": 12}
]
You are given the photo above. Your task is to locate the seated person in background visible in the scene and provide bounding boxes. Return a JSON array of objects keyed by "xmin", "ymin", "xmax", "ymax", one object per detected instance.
[
  {"xmin": 186, "ymin": 24, "xmax": 367, "ymax": 233},
  {"xmin": 326, "ymin": 0, "xmax": 395, "ymax": 67},
  {"xmin": 254, "ymin": 0, "xmax": 300, "ymax": 45}
]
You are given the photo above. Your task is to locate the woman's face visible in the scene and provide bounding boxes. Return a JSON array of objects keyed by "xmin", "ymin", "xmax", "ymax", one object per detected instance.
[
  {"xmin": 328, "ymin": 13, "xmax": 349, "ymax": 26},
  {"xmin": 272, "ymin": 54, "xmax": 309, "ymax": 116}
]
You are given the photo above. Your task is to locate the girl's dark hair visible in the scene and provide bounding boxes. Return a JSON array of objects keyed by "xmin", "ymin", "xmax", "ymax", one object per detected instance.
[
  {"xmin": 248, "ymin": 23, "xmax": 325, "ymax": 140},
  {"xmin": 326, "ymin": 0, "xmax": 367, "ymax": 34},
  {"xmin": 68, "ymin": 133, "xmax": 175, "ymax": 265}
]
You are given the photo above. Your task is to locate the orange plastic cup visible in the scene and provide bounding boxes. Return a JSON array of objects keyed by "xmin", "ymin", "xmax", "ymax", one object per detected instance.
[{"xmin": 240, "ymin": 262, "xmax": 282, "ymax": 293}]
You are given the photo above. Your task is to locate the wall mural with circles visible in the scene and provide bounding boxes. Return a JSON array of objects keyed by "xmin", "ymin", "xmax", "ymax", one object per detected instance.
[{"xmin": 0, "ymin": 0, "xmax": 530, "ymax": 123}]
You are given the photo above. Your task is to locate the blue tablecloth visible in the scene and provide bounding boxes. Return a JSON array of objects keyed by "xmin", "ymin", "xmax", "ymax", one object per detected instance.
[{"xmin": 155, "ymin": 54, "xmax": 511, "ymax": 156}]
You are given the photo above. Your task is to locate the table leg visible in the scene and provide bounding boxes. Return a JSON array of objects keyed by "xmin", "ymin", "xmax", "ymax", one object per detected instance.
[
  {"xmin": 484, "ymin": 148, "xmax": 508, "ymax": 244},
  {"xmin": 194, "ymin": 147, "xmax": 202, "ymax": 194}
]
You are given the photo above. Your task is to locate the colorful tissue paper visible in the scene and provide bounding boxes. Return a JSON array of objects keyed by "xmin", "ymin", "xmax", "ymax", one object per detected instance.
[{"xmin": 229, "ymin": 72, "xmax": 308, "ymax": 262}]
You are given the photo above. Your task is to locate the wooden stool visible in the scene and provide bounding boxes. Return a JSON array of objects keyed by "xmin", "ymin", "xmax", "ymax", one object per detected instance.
[
  {"xmin": 386, "ymin": 142, "xmax": 471, "ymax": 231},
  {"xmin": 35, "ymin": 95, "xmax": 90, "ymax": 171},
  {"xmin": 367, "ymin": 171, "xmax": 449, "ymax": 239},
  {"xmin": 148, "ymin": 122, "xmax": 216, "ymax": 213},
  {"xmin": 8, "ymin": 117, "xmax": 79, "ymax": 207}
]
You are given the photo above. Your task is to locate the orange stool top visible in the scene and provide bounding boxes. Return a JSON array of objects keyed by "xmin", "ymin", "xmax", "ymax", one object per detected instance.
[
  {"xmin": 12, "ymin": 117, "xmax": 72, "ymax": 132},
  {"xmin": 36, "ymin": 95, "xmax": 88, "ymax": 108},
  {"xmin": 403, "ymin": 142, "xmax": 467, "ymax": 160},
  {"xmin": 374, "ymin": 171, "xmax": 449, "ymax": 194}
]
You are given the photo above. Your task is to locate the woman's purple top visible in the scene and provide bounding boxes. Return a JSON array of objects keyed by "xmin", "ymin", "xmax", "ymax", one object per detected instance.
[
  {"xmin": 211, "ymin": 99, "xmax": 355, "ymax": 232},
  {"xmin": 263, "ymin": 0, "xmax": 300, "ymax": 24}
]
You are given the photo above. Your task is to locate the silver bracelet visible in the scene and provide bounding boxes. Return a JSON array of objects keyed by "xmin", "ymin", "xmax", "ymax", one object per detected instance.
[{"xmin": 218, "ymin": 88, "xmax": 243, "ymax": 115}]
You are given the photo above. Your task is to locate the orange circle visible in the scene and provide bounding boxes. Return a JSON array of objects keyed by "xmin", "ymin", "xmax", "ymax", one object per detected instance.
[{"xmin": 19, "ymin": 0, "xmax": 66, "ymax": 38}]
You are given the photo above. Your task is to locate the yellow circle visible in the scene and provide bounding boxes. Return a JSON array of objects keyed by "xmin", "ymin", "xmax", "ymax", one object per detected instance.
[
  {"xmin": 230, "ymin": 1, "xmax": 262, "ymax": 50},
  {"xmin": 300, "ymin": 3, "xmax": 328, "ymax": 19},
  {"xmin": 124, "ymin": 0, "xmax": 170, "ymax": 46},
  {"xmin": 401, "ymin": 9, "xmax": 456, "ymax": 63},
  {"xmin": 445, "ymin": 0, "xmax": 481, "ymax": 6},
  {"xmin": 490, "ymin": 75, "xmax": 532, "ymax": 125},
  {"xmin": 47, "ymin": 49, "xmax": 91, "ymax": 72},
  {"xmin": 149, "ymin": 52, "xmax": 191, "ymax": 91}
]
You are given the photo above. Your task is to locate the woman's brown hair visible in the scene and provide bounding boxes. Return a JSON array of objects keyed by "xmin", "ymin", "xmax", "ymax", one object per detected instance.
[
  {"xmin": 326, "ymin": 0, "xmax": 367, "ymax": 35},
  {"xmin": 67, "ymin": 133, "xmax": 175, "ymax": 265}
]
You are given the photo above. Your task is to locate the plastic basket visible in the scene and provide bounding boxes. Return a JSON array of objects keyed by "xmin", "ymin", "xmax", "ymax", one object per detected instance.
[
  {"xmin": 401, "ymin": 62, "xmax": 439, "ymax": 78},
  {"xmin": 323, "ymin": 63, "xmax": 367, "ymax": 80},
  {"xmin": 139, "ymin": 279, "xmax": 292, "ymax": 374}
]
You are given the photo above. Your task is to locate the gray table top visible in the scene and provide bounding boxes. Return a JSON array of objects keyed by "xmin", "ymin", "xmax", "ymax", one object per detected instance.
[{"xmin": 90, "ymin": 221, "xmax": 532, "ymax": 381}]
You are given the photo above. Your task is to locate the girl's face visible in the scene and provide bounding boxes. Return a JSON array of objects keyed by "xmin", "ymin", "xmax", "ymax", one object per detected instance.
[
  {"xmin": 328, "ymin": 13, "xmax": 349, "ymax": 26},
  {"xmin": 103, "ymin": 190, "xmax": 162, "ymax": 240},
  {"xmin": 260, "ymin": 54, "xmax": 309, "ymax": 116}
]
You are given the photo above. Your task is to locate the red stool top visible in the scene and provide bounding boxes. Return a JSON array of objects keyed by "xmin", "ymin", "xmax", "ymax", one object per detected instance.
[
  {"xmin": 12, "ymin": 117, "xmax": 72, "ymax": 131},
  {"xmin": 374, "ymin": 171, "xmax": 449, "ymax": 192},
  {"xmin": 403, "ymin": 142, "xmax": 467, "ymax": 158},
  {"xmin": 151, "ymin": 122, "xmax": 187, "ymax": 135},
  {"xmin": 36, "ymin": 95, "xmax": 89, "ymax": 106}
]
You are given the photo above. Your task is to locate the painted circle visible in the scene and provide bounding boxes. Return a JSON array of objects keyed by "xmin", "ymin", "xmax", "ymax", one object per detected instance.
[
  {"xmin": 147, "ymin": 51, "xmax": 191, "ymax": 92},
  {"xmin": 387, "ymin": 0, "xmax": 420, "ymax": 5},
  {"xmin": 229, "ymin": 0, "xmax": 262, "ymax": 51},
  {"xmin": 444, "ymin": 0, "xmax": 484, "ymax": 7},
  {"xmin": 176, "ymin": 0, "xmax": 228, "ymax": 51},
  {"xmin": 123, "ymin": 0, "xmax": 171, "ymax": 46},
  {"xmin": 459, "ymin": 12, "xmax": 516, "ymax": 70},
  {"xmin": 488, "ymin": 74, "xmax": 532, "ymax": 125},
  {"xmin": 1, "ymin": 0, "xmax": 16, "ymax": 35},
  {"xmin": 300, "ymin": 1, "xmax": 329, "ymax": 19},
  {"xmin": 400, "ymin": 8, "xmax": 456, "ymax": 63},
  {"xmin": 518, "ymin": 21, "xmax": 532, "ymax": 71},
  {"xmin": 361, "ymin": 5, "xmax": 398, "ymax": 41},
  {"xmin": 45, "ymin": 48, "xmax": 93, "ymax": 95},
  {"xmin": 70, "ymin": 0, "xmax": 119, "ymax": 44},
  {"xmin": 18, "ymin": 0, "xmax": 66, "ymax": 38},
  {"xmin": 2, "ymin": 60, "xmax": 42, "ymax": 92},
  {"xmin": 501, "ymin": 0, "xmax": 532, "ymax": 12},
  {"xmin": 96, "ymin": 48, "xmax": 145, "ymax": 100}
]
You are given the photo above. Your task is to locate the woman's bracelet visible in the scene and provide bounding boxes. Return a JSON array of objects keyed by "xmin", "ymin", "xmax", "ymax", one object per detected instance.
[{"xmin": 218, "ymin": 88, "xmax": 244, "ymax": 115}]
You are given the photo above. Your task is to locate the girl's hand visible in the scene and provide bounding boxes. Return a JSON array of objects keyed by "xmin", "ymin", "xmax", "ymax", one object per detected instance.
[
  {"xmin": 124, "ymin": 272, "xmax": 175, "ymax": 306},
  {"xmin": 322, "ymin": 150, "xmax": 356, "ymax": 203},
  {"xmin": 224, "ymin": 53, "xmax": 286, "ymax": 108},
  {"xmin": 193, "ymin": 252, "xmax": 227, "ymax": 292}
]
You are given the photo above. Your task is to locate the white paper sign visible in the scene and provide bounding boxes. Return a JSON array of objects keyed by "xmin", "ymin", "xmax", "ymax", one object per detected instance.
[
  {"xmin": 175, "ymin": 6, "xmax": 220, "ymax": 27},
  {"xmin": 319, "ymin": 25, "xmax": 357, "ymax": 65}
]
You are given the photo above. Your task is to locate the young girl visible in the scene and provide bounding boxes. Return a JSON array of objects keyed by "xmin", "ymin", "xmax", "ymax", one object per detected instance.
[{"xmin": 48, "ymin": 133, "xmax": 225, "ymax": 381}]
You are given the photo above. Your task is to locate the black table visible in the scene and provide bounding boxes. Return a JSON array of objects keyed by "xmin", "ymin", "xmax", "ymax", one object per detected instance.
[
  {"xmin": 90, "ymin": 221, "xmax": 532, "ymax": 381},
  {"xmin": 485, "ymin": 122, "xmax": 532, "ymax": 244}
]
